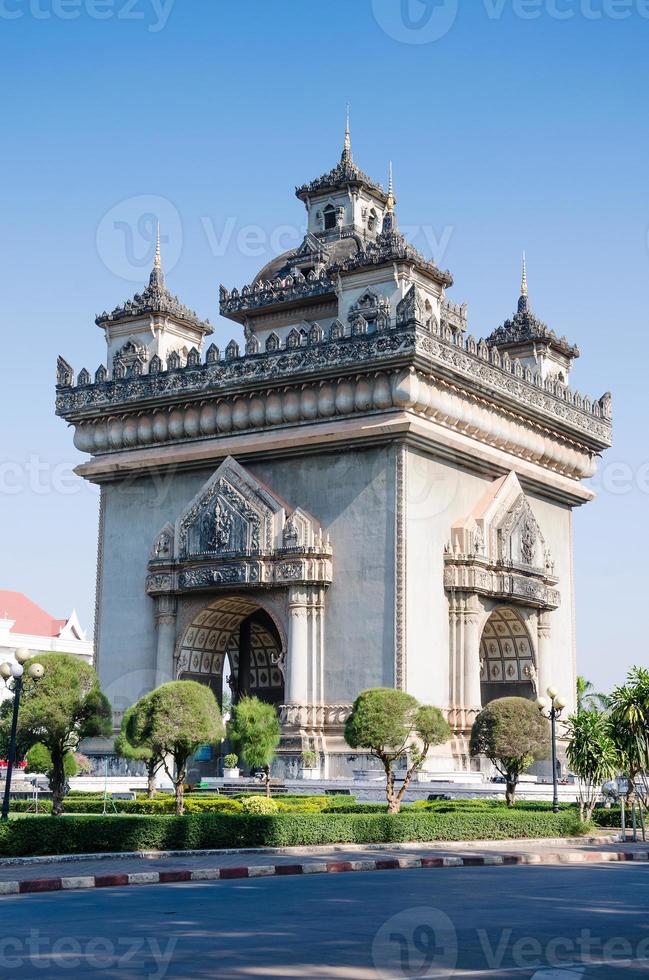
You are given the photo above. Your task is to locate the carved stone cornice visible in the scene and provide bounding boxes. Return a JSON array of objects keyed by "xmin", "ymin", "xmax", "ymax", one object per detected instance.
[
  {"xmin": 56, "ymin": 321, "xmax": 612, "ymax": 462},
  {"xmin": 146, "ymin": 552, "xmax": 333, "ymax": 596},
  {"xmin": 279, "ymin": 702, "xmax": 353, "ymax": 732},
  {"xmin": 443, "ymin": 554, "xmax": 560, "ymax": 611}
]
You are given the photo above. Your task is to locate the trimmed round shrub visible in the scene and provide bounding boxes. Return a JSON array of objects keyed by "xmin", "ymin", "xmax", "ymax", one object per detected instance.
[{"xmin": 241, "ymin": 795, "xmax": 279, "ymax": 815}]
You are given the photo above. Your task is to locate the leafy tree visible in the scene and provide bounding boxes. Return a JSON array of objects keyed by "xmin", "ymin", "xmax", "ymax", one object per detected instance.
[
  {"xmin": 470, "ymin": 697, "xmax": 549, "ymax": 807},
  {"xmin": 344, "ymin": 688, "xmax": 451, "ymax": 814},
  {"xmin": 24, "ymin": 742, "xmax": 78, "ymax": 780},
  {"xmin": 115, "ymin": 703, "xmax": 165, "ymax": 798},
  {"xmin": 228, "ymin": 696, "xmax": 281, "ymax": 797},
  {"xmin": 576, "ymin": 675, "xmax": 608, "ymax": 714},
  {"xmin": 127, "ymin": 681, "xmax": 223, "ymax": 815},
  {"xmin": 608, "ymin": 667, "xmax": 649, "ymax": 805},
  {"xmin": 0, "ymin": 653, "xmax": 112, "ymax": 815},
  {"xmin": 566, "ymin": 710, "xmax": 619, "ymax": 821}
]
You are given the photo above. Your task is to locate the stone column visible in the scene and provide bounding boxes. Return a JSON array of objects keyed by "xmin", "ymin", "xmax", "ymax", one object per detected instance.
[
  {"xmin": 154, "ymin": 595, "xmax": 177, "ymax": 688},
  {"xmin": 463, "ymin": 596, "xmax": 483, "ymax": 727},
  {"xmin": 536, "ymin": 610, "xmax": 552, "ymax": 700},
  {"xmin": 286, "ymin": 587, "xmax": 309, "ymax": 705}
]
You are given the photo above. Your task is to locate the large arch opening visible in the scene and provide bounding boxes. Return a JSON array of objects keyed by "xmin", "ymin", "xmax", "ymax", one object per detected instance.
[
  {"xmin": 479, "ymin": 606, "xmax": 536, "ymax": 706},
  {"xmin": 176, "ymin": 596, "xmax": 285, "ymax": 711},
  {"xmin": 175, "ymin": 596, "xmax": 285, "ymax": 779}
]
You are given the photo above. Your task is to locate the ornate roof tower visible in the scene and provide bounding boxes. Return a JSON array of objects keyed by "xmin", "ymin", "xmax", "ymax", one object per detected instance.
[{"xmin": 487, "ymin": 255, "xmax": 580, "ymax": 382}]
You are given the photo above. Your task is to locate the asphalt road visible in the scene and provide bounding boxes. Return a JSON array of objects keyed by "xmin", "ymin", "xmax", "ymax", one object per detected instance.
[{"xmin": 0, "ymin": 864, "xmax": 647, "ymax": 978}]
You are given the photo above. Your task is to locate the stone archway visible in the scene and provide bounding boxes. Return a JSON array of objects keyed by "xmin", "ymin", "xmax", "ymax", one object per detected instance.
[
  {"xmin": 175, "ymin": 596, "xmax": 285, "ymax": 709},
  {"xmin": 479, "ymin": 606, "xmax": 537, "ymax": 705}
]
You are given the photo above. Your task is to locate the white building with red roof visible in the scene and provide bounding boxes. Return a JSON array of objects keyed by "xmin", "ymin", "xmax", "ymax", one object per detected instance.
[{"xmin": 0, "ymin": 591, "xmax": 93, "ymax": 700}]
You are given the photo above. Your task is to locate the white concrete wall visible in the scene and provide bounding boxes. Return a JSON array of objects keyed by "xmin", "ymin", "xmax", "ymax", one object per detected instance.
[
  {"xmin": 404, "ymin": 450, "xmax": 577, "ymax": 714},
  {"xmin": 405, "ymin": 450, "xmax": 494, "ymax": 707}
]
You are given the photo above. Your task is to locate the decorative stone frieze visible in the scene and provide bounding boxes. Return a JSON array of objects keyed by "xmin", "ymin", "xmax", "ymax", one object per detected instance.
[{"xmin": 279, "ymin": 702, "xmax": 353, "ymax": 731}]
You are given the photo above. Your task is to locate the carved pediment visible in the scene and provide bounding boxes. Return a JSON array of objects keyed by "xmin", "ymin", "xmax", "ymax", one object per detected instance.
[
  {"xmin": 496, "ymin": 493, "xmax": 545, "ymax": 569},
  {"xmin": 445, "ymin": 472, "xmax": 558, "ymax": 609},
  {"xmin": 147, "ymin": 458, "xmax": 333, "ymax": 594},
  {"xmin": 176, "ymin": 457, "xmax": 284, "ymax": 559}
]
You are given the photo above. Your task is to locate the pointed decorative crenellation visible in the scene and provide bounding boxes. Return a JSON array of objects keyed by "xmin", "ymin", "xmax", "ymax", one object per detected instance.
[
  {"xmin": 56, "ymin": 305, "xmax": 613, "ymax": 433},
  {"xmin": 220, "ymin": 268, "xmax": 335, "ymax": 317}
]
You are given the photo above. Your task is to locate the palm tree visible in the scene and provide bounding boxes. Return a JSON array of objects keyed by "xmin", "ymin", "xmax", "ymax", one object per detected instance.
[
  {"xmin": 576, "ymin": 675, "xmax": 608, "ymax": 714},
  {"xmin": 608, "ymin": 667, "xmax": 649, "ymax": 805},
  {"xmin": 566, "ymin": 710, "xmax": 619, "ymax": 821}
]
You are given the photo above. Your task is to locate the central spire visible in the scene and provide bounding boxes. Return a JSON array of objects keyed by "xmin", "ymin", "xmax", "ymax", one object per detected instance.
[
  {"xmin": 342, "ymin": 103, "xmax": 352, "ymax": 163},
  {"xmin": 521, "ymin": 251, "xmax": 528, "ymax": 297},
  {"xmin": 154, "ymin": 221, "xmax": 161, "ymax": 269}
]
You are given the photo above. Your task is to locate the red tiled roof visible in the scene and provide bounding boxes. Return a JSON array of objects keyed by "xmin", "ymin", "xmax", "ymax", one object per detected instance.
[{"xmin": 0, "ymin": 591, "xmax": 67, "ymax": 638}]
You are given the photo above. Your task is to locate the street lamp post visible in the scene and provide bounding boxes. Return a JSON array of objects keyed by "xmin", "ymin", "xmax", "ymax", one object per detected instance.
[
  {"xmin": 0, "ymin": 649, "xmax": 44, "ymax": 822},
  {"xmin": 536, "ymin": 686, "xmax": 566, "ymax": 813}
]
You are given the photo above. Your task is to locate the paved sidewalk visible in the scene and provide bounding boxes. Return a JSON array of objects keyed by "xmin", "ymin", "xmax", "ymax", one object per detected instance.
[{"xmin": 0, "ymin": 835, "xmax": 646, "ymax": 896}]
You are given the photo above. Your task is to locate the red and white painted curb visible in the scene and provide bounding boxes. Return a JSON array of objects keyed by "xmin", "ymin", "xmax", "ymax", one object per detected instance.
[{"xmin": 0, "ymin": 849, "xmax": 646, "ymax": 896}]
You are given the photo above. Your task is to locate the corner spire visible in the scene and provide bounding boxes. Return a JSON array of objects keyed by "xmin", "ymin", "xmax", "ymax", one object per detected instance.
[
  {"xmin": 149, "ymin": 220, "xmax": 165, "ymax": 290},
  {"xmin": 386, "ymin": 161, "xmax": 395, "ymax": 213},
  {"xmin": 342, "ymin": 103, "xmax": 352, "ymax": 162}
]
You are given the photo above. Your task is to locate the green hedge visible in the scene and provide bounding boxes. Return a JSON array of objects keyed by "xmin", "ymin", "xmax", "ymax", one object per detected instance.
[{"xmin": 0, "ymin": 809, "xmax": 587, "ymax": 857}]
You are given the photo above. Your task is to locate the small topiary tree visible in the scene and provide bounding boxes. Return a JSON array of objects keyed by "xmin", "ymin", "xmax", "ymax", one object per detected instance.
[
  {"xmin": 126, "ymin": 681, "xmax": 223, "ymax": 814},
  {"xmin": 0, "ymin": 653, "xmax": 112, "ymax": 815},
  {"xmin": 115, "ymin": 703, "xmax": 165, "ymax": 798},
  {"xmin": 470, "ymin": 697, "xmax": 550, "ymax": 806},
  {"xmin": 228, "ymin": 696, "xmax": 281, "ymax": 797},
  {"xmin": 344, "ymin": 688, "xmax": 452, "ymax": 814}
]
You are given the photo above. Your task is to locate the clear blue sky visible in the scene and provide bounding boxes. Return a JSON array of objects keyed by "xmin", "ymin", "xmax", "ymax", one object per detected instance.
[{"xmin": 1, "ymin": 0, "xmax": 646, "ymax": 694}]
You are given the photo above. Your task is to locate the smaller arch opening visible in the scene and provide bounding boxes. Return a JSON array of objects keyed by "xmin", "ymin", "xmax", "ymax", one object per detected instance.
[{"xmin": 479, "ymin": 606, "xmax": 536, "ymax": 705}]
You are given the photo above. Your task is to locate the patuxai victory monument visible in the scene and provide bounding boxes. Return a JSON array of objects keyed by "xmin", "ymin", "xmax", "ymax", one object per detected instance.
[{"xmin": 56, "ymin": 122, "xmax": 612, "ymax": 777}]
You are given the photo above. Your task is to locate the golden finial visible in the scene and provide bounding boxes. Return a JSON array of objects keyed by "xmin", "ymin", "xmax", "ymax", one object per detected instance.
[
  {"xmin": 343, "ymin": 103, "xmax": 351, "ymax": 159},
  {"xmin": 386, "ymin": 160, "xmax": 395, "ymax": 212},
  {"xmin": 154, "ymin": 221, "xmax": 161, "ymax": 269},
  {"xmin": 521, "ymin": 251, "xmax": 528, "ymax": 297}
]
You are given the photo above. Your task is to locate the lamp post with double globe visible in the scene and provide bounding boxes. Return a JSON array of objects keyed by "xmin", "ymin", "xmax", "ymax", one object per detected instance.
[
  {"xmin": 0, "ymin": 649, "xmax": 45, "ymax": 821},
  {"xmin": 536, "ymin": 686, "xmax": 566, "ymax": 814}
]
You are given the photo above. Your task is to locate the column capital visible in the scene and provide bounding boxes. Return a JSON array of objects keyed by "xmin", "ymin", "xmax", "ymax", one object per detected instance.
[
  {"xmin": 538, "ymin": 609, "xmax": 552, "ymax": 637},
  {"xmin": 155, "ymin": 594, "xmax": 177, "ymax": 624}
]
